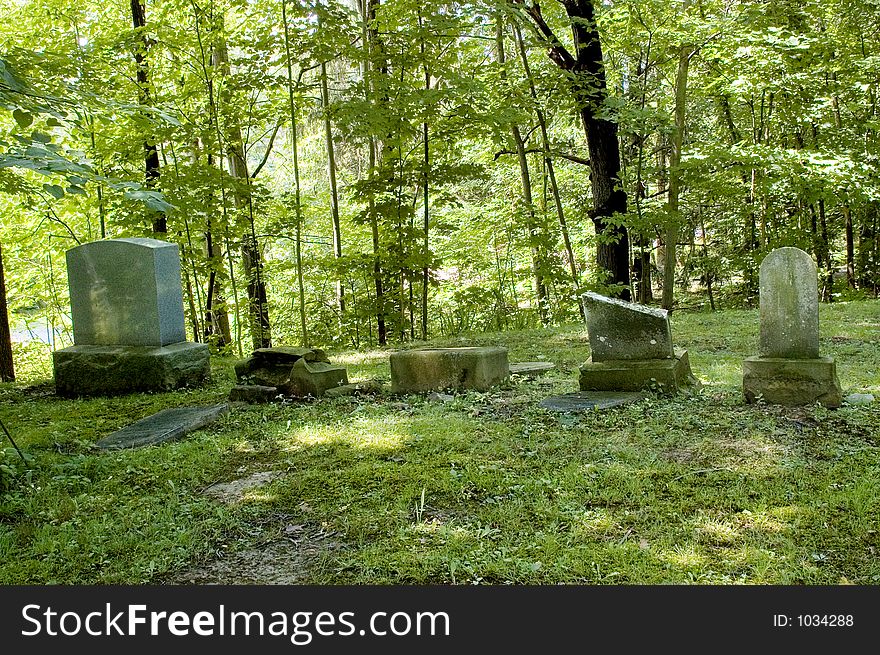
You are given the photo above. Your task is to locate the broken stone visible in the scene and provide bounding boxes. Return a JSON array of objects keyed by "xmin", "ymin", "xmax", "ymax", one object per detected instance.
[
  {"xmin": 540, "ymin": 391, "xmax": 644, "ymax": 412},
  {"xmin": 284, "ymin": 358, "xmax": 349, "ymax": 398},
  {"xmin": 228, "ymin": 384, "xmax": 280, "ymax": 404},
  {"xmin": 582, "ymin": 291, "xmax": 673, "ymax": 361},
  {"xmin": 96, "ymin": 403, "xmax": 228, "ymax": 450}
]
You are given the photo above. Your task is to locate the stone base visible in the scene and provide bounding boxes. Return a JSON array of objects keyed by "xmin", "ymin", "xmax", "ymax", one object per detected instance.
[
  {"xmin": 53, "ymin": 342, "xmax": 210, "ymax": 397},
  {"xmin": 390, "ymin": 346, "xmax": 509, "ymax": 393},
  {"xmin": 579, "ymin": 349, "xmax": 697, "ymax": 394},
  {"xmin": 742, "ymin": 356, "xmax": 842, "ymax": 408}
]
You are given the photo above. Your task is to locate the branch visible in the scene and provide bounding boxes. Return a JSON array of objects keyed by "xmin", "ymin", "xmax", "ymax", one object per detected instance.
[
  {"xmin": 494, "ymin": 148, "xmax": 590, "ymax": 167},
  {"xmin": 251, "ymin": 120, "xmax": 282, "ymax": 179},
  {"xmin": 514, "ymin": 1, "xmax": 577, "ymax": 70}
]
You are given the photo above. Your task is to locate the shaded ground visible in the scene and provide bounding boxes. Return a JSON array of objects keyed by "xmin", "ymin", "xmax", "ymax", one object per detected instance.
[{"xmin": 165, "ymin": 470, "xmax": 343, "ymax": 584}]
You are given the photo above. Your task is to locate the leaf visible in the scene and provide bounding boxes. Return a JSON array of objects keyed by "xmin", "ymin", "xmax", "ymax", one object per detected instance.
[
  {"xmin": 12, "ymin": 109, "xmax": 33, "ymax": 129},
  {"xmin": 43, "ymin": 183, "xmax": 65, "ymax": 199},
  {"xmin": 122, "ymin": 188, "xmax": 175, "ymax": 213}
]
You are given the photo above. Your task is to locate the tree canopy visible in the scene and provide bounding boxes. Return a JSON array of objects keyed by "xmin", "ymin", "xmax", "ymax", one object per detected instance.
[{"xmin": 2, "ymin": 0, "xmax": 878, "ymax": 375}]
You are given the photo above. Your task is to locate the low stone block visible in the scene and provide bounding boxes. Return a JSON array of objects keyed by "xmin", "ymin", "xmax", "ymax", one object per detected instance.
[
  {"xmin": 579, "ymin": 349, "xmax": 697, "ymax": 394},
  {"xmin": 228, "ymin": 384, "xmax": 279, "ymax": 404},
  {"xmin": 284, "ymin": 358, "xmax": 348, "ymax": 398},
  {"xmin": 53, "ymin": 341, "xmax": 210, "ymax": 397},
  {"xmin": 509, "ymin": 362, "xmax": 555, "ymax": 376},
  {"xmin": 742, "ymin": 356, "xmax": 842, "ymax": 408},
  {"xmin": 96, "ymin": 403, "xmax": 228, "ymax": 450},
  {"xmin": 390, "ymin": 346, "xmax": 509, "ymax": 393}
]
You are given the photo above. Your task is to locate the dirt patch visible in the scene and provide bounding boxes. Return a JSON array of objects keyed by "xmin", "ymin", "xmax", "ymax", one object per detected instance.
[
  {"xmin": 202, "ymin": 470, "xmax": 284, "ymax": 504},
  {"xmin": 164, "ymin": 524, "xmax": 344, "ymax": 585}
]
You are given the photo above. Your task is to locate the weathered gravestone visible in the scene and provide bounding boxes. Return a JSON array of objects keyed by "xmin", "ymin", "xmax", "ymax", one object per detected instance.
[
  {"xmin": 742, "ymin": 247, "xmax": 842, "ymax": 407},
  {"xmin": 231, "ymin": 346, "xmax": 349, "ymax": 400},
  {"xmin": 96, "ymin": 403, "xmax": 228, "ymax": 450},
  {"xmin": 390, "ymin": 346, "xmax": 509, "ymax": 393},
  {"xmin": 578, "ymin": 291, "xmax": 697, "ymax": 393},
  {"xmin": 53, "ymin": 238, "xmax": 210, "ymax": 396}
]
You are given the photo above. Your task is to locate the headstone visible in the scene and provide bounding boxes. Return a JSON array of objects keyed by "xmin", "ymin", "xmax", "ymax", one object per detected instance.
[
  {"xmin": 96, "ymin": 403, "xmax": 228, "ymax": 450},
  {"xmin": 66, "ymin": 238, "xmax": 186, "ymax": 346},
  {"xmin": 578, "ymin": 292, "xmax": 696, "ymax": 394},
  {"xmin": 232, "ymin": 346, "xmax": 348, "ymax": 399},
  {"xmin": 390, "ymin": 346, "xmax": 509, "ymax": 393},
  {"xmin": 53, "ymin": 238, "xmax": 210, "ymax": 396},
  {"xmin": 742, "ymin": 247, "xmax": 842, "ymax": 408},
  {"xmin": 757, "ymin": 247, "xmax": 819, "ymax": 359},
  {"xmin": 540, "ymin": 391, "xmax": 644, "ymax": 412},
  {"xmin": 582, "ymin": 291, "xmax": 673, "ymax": 361}
]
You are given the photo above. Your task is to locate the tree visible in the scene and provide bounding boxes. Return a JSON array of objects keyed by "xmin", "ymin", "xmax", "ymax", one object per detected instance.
[{"xmin": 518, "ymin": 0, "xmax": 631, "ymax": 299}]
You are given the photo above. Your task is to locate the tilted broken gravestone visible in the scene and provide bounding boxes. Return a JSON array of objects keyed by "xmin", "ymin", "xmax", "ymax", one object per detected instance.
[
  {"xmin": 96, "ymin": 403, "xmax": 228, "ymax": 450},
  {"xmin": 390, "ymin": 346, "xmax": 509, "ymax": 393},
  {"xmin": 53, "ymin": 238, "xmax": 210, "ymax": 396},
  {"xmin": 742, "ymin": 247, "xmax": 842, "ymax": 407},
  {"xmin": 578, "ymin": 291, "xmax": 697, "ymax": 393},
  {"xmin": 231, "ymin": 346, "xmax": 348, "ymax": 400}
]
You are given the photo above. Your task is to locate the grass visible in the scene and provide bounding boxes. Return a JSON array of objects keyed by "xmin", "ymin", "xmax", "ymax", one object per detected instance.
[{"xmin": 0, "ymin": 299, "xmax": 879, "ymax": 584}]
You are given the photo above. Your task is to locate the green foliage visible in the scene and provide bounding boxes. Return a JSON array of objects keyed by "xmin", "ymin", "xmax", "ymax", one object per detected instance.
[{"xmin": 1, "ymin": 301, "xmax": 879, "ymax": 583}]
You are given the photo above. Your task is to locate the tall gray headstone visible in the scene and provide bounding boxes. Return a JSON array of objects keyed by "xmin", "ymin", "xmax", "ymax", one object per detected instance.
[
  {"xmin": 742, "ymin": 247, "xmax": 841, "ymax": 408},
  {"xmin": 66, "ymin": 238, "xmax": 186, "ymax": 346},
  {"xmin": 53, "ymin": 238, "xmax": 209, "ymax": 397},
  {"xmin": 583, "ymin": 291, "xmax": 674, "ymax": 361},
  {"xmin": 758, "ymin": 247, "xmax": 819, "ymax": 359}
]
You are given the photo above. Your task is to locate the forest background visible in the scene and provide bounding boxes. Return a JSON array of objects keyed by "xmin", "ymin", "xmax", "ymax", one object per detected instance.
[{"xmin": 1, "ymin": 0, "xmax": 879, "ymax": 380}]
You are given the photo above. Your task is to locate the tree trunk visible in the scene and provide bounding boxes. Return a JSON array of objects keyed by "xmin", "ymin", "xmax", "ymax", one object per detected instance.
[
  {"xmin": 130, "ymin": 0, "xmax": 165, "ymax": 234},
  {"xmin": 213, "ymin": 36, "xmax": 271, "ymax": 350},
  {"xmin": 523, "ymin": 1, "xmax": 630, "ymax": 298},
  {"xmin": 363, "ymin": 0, "xmax": 387, "ymax": 345},
  {"xmin": 0, "ymin": 243, "xmax": 15, "ymax": 382},
  {"xmin": 663, "ymin": 42, "xmax": 692, "ymax": 310},
  {"xmin": 320, "ymin": 59, "xmax": 345, "ymax": 324},
  {"xmin": 513, "ymin": 22, "xmax": 583, "ymax": 321},
  {"xmin": 282, "ymin": 0, "xmax": 309, "ymax": 346},
  {"xmin": 496, "ymin": 20, "xmax": 548, "ymax": 325}
]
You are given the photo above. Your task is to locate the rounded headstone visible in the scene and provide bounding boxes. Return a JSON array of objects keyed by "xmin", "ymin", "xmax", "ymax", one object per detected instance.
[{"xmin": 758, "ymin": 247, "xmax": 819, "ymax": 359}]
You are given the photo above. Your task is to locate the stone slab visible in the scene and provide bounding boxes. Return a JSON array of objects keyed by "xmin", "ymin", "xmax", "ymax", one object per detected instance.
[
  {"xmin": 540, "ymin": 391, "xmax": 644, "ymax": 412},
  {"xmin": 96, "ymin": 403, "xmax": 228, "ymax": 450},
  {"xmin": 582, "ymin": 291, "xmax": 674, "ymax": 361},
  {"xmin": 579, "ymin": 349, "xmax": 697, "ymax": 394},
  {"xmin": 509, "ymin": 362, "xmax": 556, "ymax": 376},
  {"xmin": 53, "ymin": 341, "xmax": 210, "ymax": 397},
  {"xmin": 66, "ymin": 238, "xmax": 186, "ymax": 346},
  {"xmin": 758, "ymin": 247, "xmax": 820, "ymax": 359},
  {"xmin": 390, "ymin": 346, "xmax": 509, "ymax": 393},
  {"xmin": 743, "ymin": 356, "xmax": 842, "ymax": 408},
  {"xmin": 228, "ymin": 384, "xmax": 280, "ymax": 404}
]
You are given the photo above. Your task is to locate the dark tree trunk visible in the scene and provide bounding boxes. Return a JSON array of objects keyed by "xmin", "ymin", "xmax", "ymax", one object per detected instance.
[
  {"xmin": 523, "ymin": 1, "xmax": 631, "ymax": 299},
  {"xmin": 0, "ymin": 243, "xmax": 15, "ymax": 382},
  {"xmin": 130, "ymin": 0, "xmax": 165, "ymax": 234}
]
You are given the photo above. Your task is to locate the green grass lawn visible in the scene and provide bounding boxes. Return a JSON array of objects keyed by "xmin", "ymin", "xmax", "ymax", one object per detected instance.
[{"xmin": 1, "ymin": 300, "xmax": 879, "ymax": 584}]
